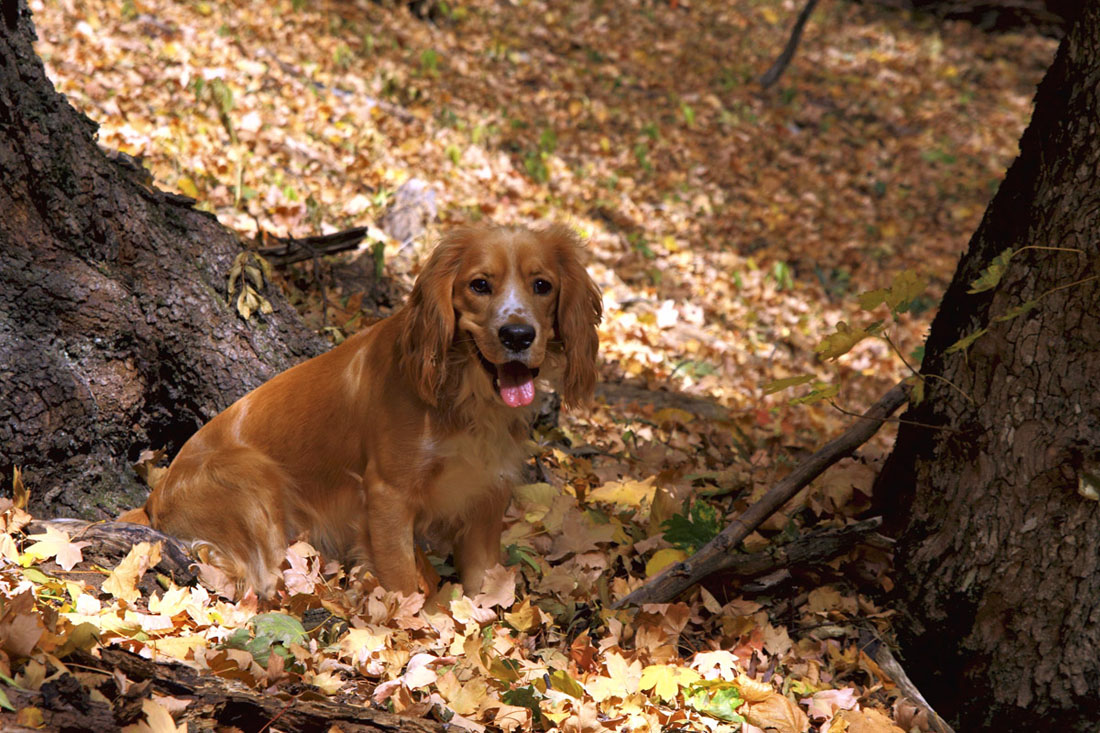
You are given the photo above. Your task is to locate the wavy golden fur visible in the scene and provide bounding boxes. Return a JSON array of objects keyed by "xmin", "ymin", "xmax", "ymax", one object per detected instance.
[{"xmin": 120, "ymin": 225, "xmax": 602, "ymax": 597}]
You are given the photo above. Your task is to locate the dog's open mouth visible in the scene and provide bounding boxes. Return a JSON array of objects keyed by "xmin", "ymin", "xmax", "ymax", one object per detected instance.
[{"xmin": 478, "ymin": 352, "xmax": 539, "ymax": 407}]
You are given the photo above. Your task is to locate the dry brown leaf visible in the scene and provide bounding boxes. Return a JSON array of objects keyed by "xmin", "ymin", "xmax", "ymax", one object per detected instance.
[
  {"xmin": 744, "ymin": 692, "xmax": 810, "ymax": 733},
  {"xmin": 833, "ymin": 708, "xmax": 905, "ymax": 733}
]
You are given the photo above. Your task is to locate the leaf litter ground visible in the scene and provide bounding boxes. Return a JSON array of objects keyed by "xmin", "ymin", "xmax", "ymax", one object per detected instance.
[{"xmin": 5, "ymin": 0, "xmax": 1055, "ymax": 730}]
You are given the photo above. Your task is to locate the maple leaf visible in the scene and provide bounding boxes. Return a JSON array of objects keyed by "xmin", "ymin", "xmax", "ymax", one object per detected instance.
[
  {"xmin": 832, "ymin": 708, "xmax": 906, "ymax": 732},
  {"xmin": 645, "ymin": 547, "xmax": 687, "ymax": 578},
  {"xmin": 123, "ymin": 698, "xmax": 186, "ymax": 733},
  {"xmin": 638, "ymin": 664, "xmax": 701, "ymax": 702},
  {"xmin": 661, "ymin": 501, "xmax": 721, "ymax": 553},
  {"xmin": 586, "ymin": 476, "xmax": 656, "ymax": 508},
  {"xmin": 968, "ymin": 248, "xmax": 1016, "ymax": 294},
  {"xmin": 691, "ymin": 650, "xmax": 740, "ymax": 679},
  {"xmin": 0, "ymin": 591, "xmax": 44, "ymax": 658},
  {"xmin": 744, "ymin": 692, "xmax": 810, "ymax": 733},
  {"xmin": 502, "ymin": 597, "xmax": 543, "ymax": 632},
  {"xmin": 472, "ymin": 564, "xmax": 516, "ymax": 609},
  {"xmin": 21, "ymin": 526, "xmax": 91, "ymax": 571},
  {"xmin": 338, "ymin": 626, "xmax": 390, "ymax": 665},
  {"xmin": 547, "ymin": 508, "xmax": 617, "ymax": 560},
  {"xmin": 815, "ymin": 321, "xmax": 882, "ymax": 361},
  {"xmin": 103, "ymin": 541, "xmax": 162, "ymax": 602},
  {"xmin": 435, "ymin": 670, "xmax": 488, "ymax": 716},
  {"xmin": 804, "ymin": 687, "xmax": 859, "ymax": 720}
]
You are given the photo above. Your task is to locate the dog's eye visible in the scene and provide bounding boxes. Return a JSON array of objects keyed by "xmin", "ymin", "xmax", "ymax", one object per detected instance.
[
  {"xmin": 533, "ymin": 278, "xmax": 552, "ymax": 295},
  {"xmin": 470, "ymin": 278, "xmax": 492, "ymax": 295}
]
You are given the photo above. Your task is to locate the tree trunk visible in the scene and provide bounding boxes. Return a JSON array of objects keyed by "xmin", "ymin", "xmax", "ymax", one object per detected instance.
[
  {"xmin": 869, "ymin": 0, "xmax": 1077, "ymax": 35},
  {"xmin": 0, "ymin": 1, "xmax": 324, "ymax": 519},
  {"xmin": 877, "ymin": 3, "xmax": 1100, "ymax": 729}
]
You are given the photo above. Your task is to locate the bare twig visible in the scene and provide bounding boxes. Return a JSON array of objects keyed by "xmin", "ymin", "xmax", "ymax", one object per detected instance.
[
  {"xmin": 614, "ymin": 381, "xmax": 909, "ymax": 607},
  {"xmin": 759, "ymin": 0, "xmax": 822, "ymax": 89}
]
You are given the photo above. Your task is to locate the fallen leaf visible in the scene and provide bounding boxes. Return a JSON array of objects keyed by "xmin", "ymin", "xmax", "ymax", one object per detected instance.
[
  {"xmin": 804, "ymin": 687, "xmax": 859, "ymax": 720},
  {"xmin": 21, "ymin": 526, "xmax": 90, "ymax": 571},
  {"xmin": 744, "ymin": 692, "xmax": 810, "ymax": 733},
  {"xmin": 831, "ymin": 708, "xmax": 905, "ymax": 733},
  {"xmin": 103, "ymin": 541, "xmax": 162, "ymax": 602}
]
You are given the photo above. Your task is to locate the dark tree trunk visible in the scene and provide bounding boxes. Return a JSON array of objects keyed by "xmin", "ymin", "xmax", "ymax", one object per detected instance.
[
  {"xmin": 877, "ymin": 3, "xmax": 1100, "ymax": 730},
  {"xmin": 869, "ymin": 0, "xmax": 1078, "ymax": 35},
  {"xmin": 0, "ymin": 1, "xmax": 324, "ymax": 519}
]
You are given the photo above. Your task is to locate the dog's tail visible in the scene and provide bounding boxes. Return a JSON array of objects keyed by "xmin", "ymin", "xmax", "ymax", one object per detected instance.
[{"xmin": 118, "ymin": 505, "xmax": 151, "ymax": 525}]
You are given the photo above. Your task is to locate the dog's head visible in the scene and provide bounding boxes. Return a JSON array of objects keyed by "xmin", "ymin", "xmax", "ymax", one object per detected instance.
[{"xmin": 401, "ymin": 224, "xmax": 602, "ymax": 408}]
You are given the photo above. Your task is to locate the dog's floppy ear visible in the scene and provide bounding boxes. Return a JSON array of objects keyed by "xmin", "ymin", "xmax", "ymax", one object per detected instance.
[
  {"xmin": 399, "ymin": 230, "xmax": 472, "ymax": 405},
  {"xmin": 544, "ymin": 224, "xmax": 602, "ymax": 408}
]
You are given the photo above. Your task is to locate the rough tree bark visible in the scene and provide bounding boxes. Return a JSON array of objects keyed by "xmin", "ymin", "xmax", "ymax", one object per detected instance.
[
  {"xmin": 877, "ymin": 3, "xmax": 1100, "ymax": 729},
  {"xmin": 0, "ymin": 0, "xmax": 324, "ymax": 519},
  {"xmin": 869, "ymin": 0, "xmax": 1077, "ymax": 35}
]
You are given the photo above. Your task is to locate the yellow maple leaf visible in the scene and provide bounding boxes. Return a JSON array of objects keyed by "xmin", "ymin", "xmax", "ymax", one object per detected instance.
[
  {"xmin": 587, "ymin": 476, "xmax": 657, "ymax": 508},
  {"xmin": 645, "ymin": 548, "xmax": 687, "ymax": 578},
  {"xmin": 102, "ymin": 541, "xmax": 162, "ymax": 602},
  {"xmin": 639, "ymin": 664, "xmax": 701, "ymax": 702},
  {"xmin": 21, "ymin": 526, "xmax": 90, "ymax": 572}
]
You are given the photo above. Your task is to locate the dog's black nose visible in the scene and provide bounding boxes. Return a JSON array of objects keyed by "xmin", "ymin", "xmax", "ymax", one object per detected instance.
[{"xmin": 499, "ymin": 324, "xmax": 536, "ymax": 352}]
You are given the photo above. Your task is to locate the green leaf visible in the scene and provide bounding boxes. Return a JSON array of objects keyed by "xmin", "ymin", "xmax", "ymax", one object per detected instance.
[
  {"xmin": 548, "ymin": 669, "xmax": 584, "ymax": 698},
  {"xmin": 686, "ymin": 683, "xmax": 745, "ymax": 723},
  {"xmin": 945, "ymin": 327, "xmax": 988, "ymax": 354},
  {"xmin": 790, "ymin": 382, "xmax": 840, "ymax": 405},
  {"xmin": 0, "ymin": 685, "xmax": 13, "ymax": 712},
  {"xmin": 662, "ymin": 501, "xmax": 722, "ymax": 553},
  {"xmin": 994, "ymin": 299, "xmax": 1039, "ymax": 322},
  {"xmin": 908, "ymin": 376, "xmax": 925, "ymax": 406},
  {"xmin": 504, "ymin": 544, "xmax": 541, "ymax": 575},
  {"xmin": 502, "ymin": 685, "xmax": 544, "ymax": 725},
  {"xmin": 762, "ymin": 374, "xmax": 815, "ymax": 395},
  {"xmin": 222, "ymin": 613, "xmax": 307, "ymax": 666},
  {"xmin": 858, "ymin": 269, "xmax": 928, "ymax": 314},
  {"xmin": 815, "ymin": 321, "xmax": 881, "ymax": 361},
  {"xmin": 252, "ymin": 613, "xmax": 307, "ymax": 647},
  {"xmin": 968, "ymin": 248, "xmax": 1016, "ymax": 294},
  {"xmin": 371, "ymin": 240, "xmax": 386, "ymax": 279}
]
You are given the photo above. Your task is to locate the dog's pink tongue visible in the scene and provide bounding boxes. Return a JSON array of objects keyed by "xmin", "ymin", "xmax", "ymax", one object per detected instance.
[{"xmin": 498, "ymin": 362, "xmax": 535, "ymax": 407}]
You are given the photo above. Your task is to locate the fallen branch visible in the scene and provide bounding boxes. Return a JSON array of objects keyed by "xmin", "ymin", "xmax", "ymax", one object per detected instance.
[
  {"xmin": 719, "ymin": 516, "xmax": 889, "ymax": 583},
  {"xmin": 3, "ymin": 647, "xmax": 444, "ymax": 732},
  {"xmin": 614, "ymin": 382, "xmax": 909, "ymax": 607},
  {"xmin": 861, "ymin": 631, "xmax": 957, "ymax": 733},
  {"xmin": 28, "ymin": 518, "xmax": 196, "ymax": 584},
  {"xmin": 258, "ymin": 226, "xmax": 369, "ymax": 267},
  {"xmin": 758, "ymin": 0, "xmax": 822, "ymax": 89}
]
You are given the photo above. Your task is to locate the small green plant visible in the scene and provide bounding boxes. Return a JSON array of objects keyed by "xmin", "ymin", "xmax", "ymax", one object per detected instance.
[
  {"xmin": 770, "ymin": 261, "xmax": 794, "ymax": 290},
  {"xmin": 662, "ymin": 501, "xmax": 722, "ymax": 554},
  {"xmin": 333, "ymin": 43, "xmax": 353, "ymax": 70},
  {"xmin": 419, "ymin": 48, "xmax": 441, "ymax": 76},
  {"xmin": 680, "ymin": 103, "xmax": 696, "ymax": 127}
]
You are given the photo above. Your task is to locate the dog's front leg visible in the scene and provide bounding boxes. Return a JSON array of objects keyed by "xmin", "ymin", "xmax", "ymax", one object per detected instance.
[
  {"xmin": 453, "ymin": 486, "xmax": 509, "ymax": 594},
  {"xmin": 364, "ymin": 478, "xmax": 420, "ymax": 595}
]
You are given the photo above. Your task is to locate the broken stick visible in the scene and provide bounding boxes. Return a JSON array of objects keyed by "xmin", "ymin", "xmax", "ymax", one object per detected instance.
[{"xmin": 614, "ymin": 381, "xmax": 909, "ymax": 607}]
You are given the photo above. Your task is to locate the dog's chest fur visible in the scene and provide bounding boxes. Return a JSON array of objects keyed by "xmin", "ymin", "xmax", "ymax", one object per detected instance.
[{"xmin": 419, "ymin": 403, "xmax": 533, "ymax": 527}]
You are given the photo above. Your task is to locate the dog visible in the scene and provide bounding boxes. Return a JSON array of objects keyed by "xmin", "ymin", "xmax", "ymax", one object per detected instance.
[{"xmin": 120, "ymin": 224, "xmax": 601, "ymax": 598}]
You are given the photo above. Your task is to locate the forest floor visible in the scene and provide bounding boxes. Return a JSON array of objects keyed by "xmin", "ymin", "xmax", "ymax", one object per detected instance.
[{"xmin": 2, "ymin": 0, "xmax": 1056, "ymax": 730}]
